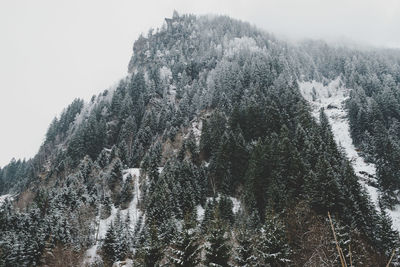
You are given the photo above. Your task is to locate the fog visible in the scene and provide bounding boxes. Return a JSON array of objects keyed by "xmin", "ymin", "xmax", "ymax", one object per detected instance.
[{"xmin": 0, "ymin": 0, "xmax": 399, "ymax": 167}]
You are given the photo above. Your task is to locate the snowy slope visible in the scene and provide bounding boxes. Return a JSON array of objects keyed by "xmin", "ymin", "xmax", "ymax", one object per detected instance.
[
  {"xmin": 83, "ymin": 168, "xmax": 144, "ymax": 265},
  {"xmin": 299, "ymin": 78, "xmax": 400, "ymax": 232}
]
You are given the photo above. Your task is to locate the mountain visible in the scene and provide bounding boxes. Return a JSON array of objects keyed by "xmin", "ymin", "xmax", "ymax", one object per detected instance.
[{"xmin": 1, "ymin": 12, "xmax": 400, "ymax": 266}]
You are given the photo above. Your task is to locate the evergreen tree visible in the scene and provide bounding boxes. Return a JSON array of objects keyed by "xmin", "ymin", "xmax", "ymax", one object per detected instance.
[
  {"xmin": 218, "ymin": 195, "xmax": 234, "ymax": 224},
  {"xmin": 108, "ymin": 158, "xmax": 124, "ymax": 202},
  {"xmin": 118, "ymin": 174, "xmax": 134, "ymax": 209},
  {"xmin": 168, "ymin": 215, "xmax": 201, "ymax": 267},
  {"xmin": 377, "ymin": 202, "xmax": 399, "ymax": 255},
  {"xmin": 101, "ymin": 193, "xmax": 112, "ymax": 219},
  {"xmin": 234, "ymin": 227, "xmax": 257, "ymax": 267},
  {"xmin": 102, "ymin": 223, "xmax": 118, "ymax": 265},
  {"xmin": 205, "ymin": 214, "xmax": 231, "ymax": 267},
  {"xmin": 243, "ymin": 139, "xmax": 271, "ymax": 219},
  {"xmin": 142, "ymin": 224, "xmax": 163, "ymax": 267},
  {"xmin": 97, "ymin": 148, "xmax": 110, "ymax": 168},
  {"xmin": 306, "ymin": 155, "xmax": 342, "ymax": 214},
  {"xmin": 255, "ymin": 211, "xmax": 291, "ymax": 266},
  {"xmin": 1, "ymin": 13, "xmax": 399, "ymax": 267}
]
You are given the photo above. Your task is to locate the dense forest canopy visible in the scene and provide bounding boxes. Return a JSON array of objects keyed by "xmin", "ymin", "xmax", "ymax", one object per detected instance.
[{"xmin": 0, "ymin": 12, "xmax": 399, "ymax": 266}]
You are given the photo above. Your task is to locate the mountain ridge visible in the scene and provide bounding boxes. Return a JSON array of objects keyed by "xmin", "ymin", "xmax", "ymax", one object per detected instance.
[{"xmin": 0, "ymin": 12, "xmax": 399, "ymax": 266}]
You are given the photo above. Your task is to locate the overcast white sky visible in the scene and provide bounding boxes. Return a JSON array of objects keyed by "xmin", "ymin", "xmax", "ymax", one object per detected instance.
[{"xmin": 0, "ymin": 0, "xmax": 399, "ymax": 167}]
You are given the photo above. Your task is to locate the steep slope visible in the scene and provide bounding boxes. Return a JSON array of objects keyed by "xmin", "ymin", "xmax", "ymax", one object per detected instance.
[
  {"xmin": 84, "ymin": 168, "xmax": 143, "ymax": 265},
  {"xmin": 300, "ymin": 78, "xmax": 400, "ymax": 232},
  {"xmin": 0, "ymin": 13, "xmax": 399, "ymax": 267}
]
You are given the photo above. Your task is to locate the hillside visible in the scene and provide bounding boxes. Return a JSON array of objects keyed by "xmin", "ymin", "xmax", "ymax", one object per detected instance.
[{"xmin": 1, "ymin": 12, "xmax": 400, "ymax": 266}]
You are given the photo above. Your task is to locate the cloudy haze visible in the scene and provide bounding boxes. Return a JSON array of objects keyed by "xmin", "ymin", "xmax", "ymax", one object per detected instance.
[{"xmin": 0, "ymin": 0, "xmax": 399, "ymax": 167}]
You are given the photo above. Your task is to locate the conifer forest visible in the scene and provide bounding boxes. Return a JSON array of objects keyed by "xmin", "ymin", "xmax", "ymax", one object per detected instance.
[{"xmin": 1, "ymin": 12, "xmax": 400, "ymax": 266}]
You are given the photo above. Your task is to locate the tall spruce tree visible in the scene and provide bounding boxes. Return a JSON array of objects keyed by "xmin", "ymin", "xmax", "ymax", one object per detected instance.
[
  {"xmin": 234, "ymin": 226, "xmax": 257, "ymax": 266},
  {"xmin": 102, "ymin": 223, "xmax": 118, "ymax": 265},
  {"xmin": 168, "ymin": 214, "xmax": 201, "ymax": 266},
  {"xmin": 255, "ymin": 211, "xmax": 291, "ymax": 266},
  {"xmin": 205, "ymin": 214, "xmax": 231, "ymax": 267}
]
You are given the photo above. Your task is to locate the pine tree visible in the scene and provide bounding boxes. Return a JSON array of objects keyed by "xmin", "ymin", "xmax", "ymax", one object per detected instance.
[
  {"xmin": 306, "ymin": 155, "xmax": 341, "ymax": 214},
  {"xmin": 255, "ymin": 211, "xmax": 291, "ymax": 266},
  {"xmin": 212, "ymin": 132, "xmax": 233, "ymax": 194},
  {"xmin": 218, "ymin": 195, "xmax": 234, "ymax": 224},
  {"xmin": 102, "ymin": 223, "xmax": 118, "ymax": 265},
  {"xmin": 108, "ymin": 158, "xmax": 123, "ymax": 191},
  {"xmin": 200, "ymin": 111, "xmax": 226, "ymax": 159},
  {"xmin": 113, "ymin": 210, "xmax": 126, "ymax": 261},
  {"xmin": 79, "ymin": 155, "xmax": 93, "ymax": 184},
  {"xmin": 121, "ymin": 212, "xmax": 133, "ymax": 259},
  {"xmin": 118, "ymin": 139, "xmax": 130, "ymax": 167},
  {"xmin": 243, "ymin": 139, "xmax": 270, "ymax": 218},
  {"xmin": 108, "ymin": 158, "xmax": 124, "ymax": 203},
  {"xmin": 205, "ymin": 214, "xmax": 231, "ymax": 267},
  {"xmin": 144, "ymin": 141, "xmax": 162, "ymax": 183},
  {"xmin": 142, "ymin": 224, "xmax": 163, "ymax": 267},
  {"xmin": 330, "ymin": 216, "xmax": 352, "ymax": 266},
  {"xmin": 101, "ymin": 193, "xmax": 112, "ymax": 219},
  {"xmin": 118, "ymin": 174, "xmax": 134, "ymax": 209},
  {"xmin": 234, "ymin": 227, "xmax": 257, "ymax": 267},
  {"xmin": 202, "ymin": 198, "xmax": 217, "ymax": 230},
  {"xmin": 96, "ymin": 148, "xmax": 110, "ymax": 168},
  {"xmin": 168, "ymin": 215, "xmax": 201, "ymax": 267},
  {"xmin": 377, "ymin": 202, "xmax": 399, "ymax": 256}
]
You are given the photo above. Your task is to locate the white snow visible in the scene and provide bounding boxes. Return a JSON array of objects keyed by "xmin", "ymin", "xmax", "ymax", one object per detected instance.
[
  {"xmin": 299, "ymin": 78, "xmax": 400, "ymax": 232},
  {"xmin": 167, "ymin": 84, "xmax": 177, "ymax": 103},
  {"xmin": 72, "ymin": 79, "xmax": 119, "ymax": 130},
  {"xmin": 159, "ymin": 66, "xmax": 172, "ymax": 82},
  {"xmin": 122, "ymin": 168, "xmax": 140, "ymax": 183},
  {"xmin": 83, "ymin": 168, "xmax": 144, "ymax": 265},
  {"xmin": 196, "ymin": 195, "xmax": 241, "ymax": 222},
  {"xmin": 230, "ymin": 197, "xmax": 241, "ymax": 214},
  {"xmin": 196, "ymin": 204, "xmax": 205, "ymax": 221},
  {"xmin": 300, "ymin": 79, "xmax": 377, "ymax": 180},
  {"xmin": 157, "ymin": 167, "xmax": 164, "ymax": 174},
  {"xmin": 184, "ymin": 119, "xmax": 203, "ymax": 146},
  {"xmin": 84, "ymin": 244, "xmax": 101, "ymax": 265},
  {"xmin": 121, "ymin": 168, "xmax": 144, "ymax": 233},
  {"xmin": 224, "ymin": 37, "xmax": 263, "ymax": 58},
  {"xmin": 0, "ymin": 194, "xmax": 12, "ymax": 207},
  {"xmin": 113, "ymin": 259, "xmax": 134, "ymax": 267},
  {"xmin": 97, "ymin": 205, "xmax": 119, "ymax": 240},
  {"xmin": 387, "ymin": 205, "xmax": 400, "ymax": 233}
]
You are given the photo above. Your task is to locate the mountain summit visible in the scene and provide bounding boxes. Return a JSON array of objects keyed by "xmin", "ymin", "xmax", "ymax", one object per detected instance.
[{"xmin": 1, "ymin": 13, "xmax": 400, "ymax": 266}]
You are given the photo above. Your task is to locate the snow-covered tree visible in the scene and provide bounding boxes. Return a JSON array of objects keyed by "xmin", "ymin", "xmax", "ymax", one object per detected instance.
[
  {"xmin": 167, "ymin": 215, "xmax": 201, "ymax": 266},
  {"xmin": 205, "ymin": 215, "xmax": 231, "ymax": 267},
  {"xmin": 255, "ymin": 212, "xmax": 291, "ymax": 266}
]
